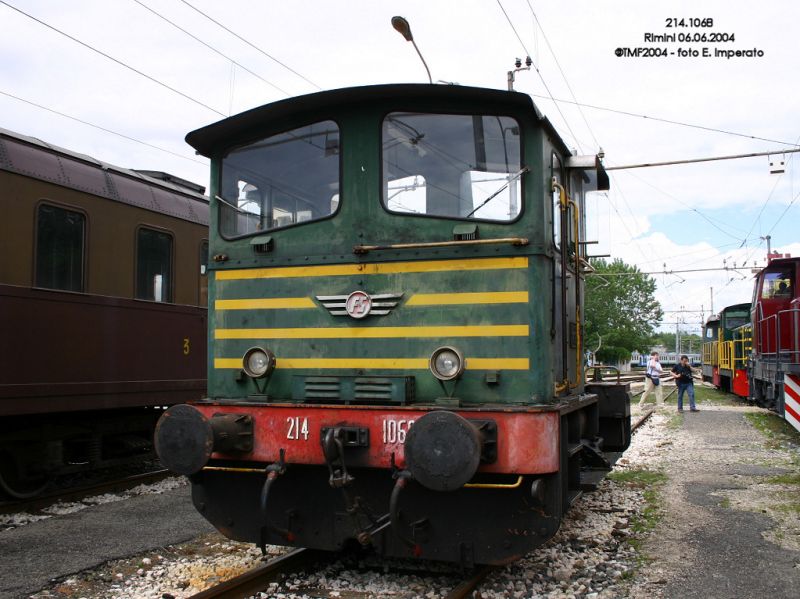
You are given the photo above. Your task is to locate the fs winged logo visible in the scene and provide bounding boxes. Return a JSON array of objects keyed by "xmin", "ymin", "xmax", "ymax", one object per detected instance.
[{"xmin": 316, "ymin": 291, "xmax": 403, "ymax": 319}]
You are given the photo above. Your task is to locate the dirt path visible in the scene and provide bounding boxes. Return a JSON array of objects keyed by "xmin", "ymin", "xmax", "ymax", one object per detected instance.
[{"xmin": 628, "ymin": 400, "xmax": 800, "ymax": 599}]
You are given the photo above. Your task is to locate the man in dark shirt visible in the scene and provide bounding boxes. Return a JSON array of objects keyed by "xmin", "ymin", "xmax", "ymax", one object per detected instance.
[{"xmin": 671, "ymin": 355, "xmax": 698, "ymax": 412}]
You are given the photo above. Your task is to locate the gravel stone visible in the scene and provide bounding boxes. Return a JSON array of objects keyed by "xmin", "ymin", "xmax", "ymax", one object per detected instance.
[{"xmin": 27, "ymin": 397, "xmax": 800, "ymax": 599}]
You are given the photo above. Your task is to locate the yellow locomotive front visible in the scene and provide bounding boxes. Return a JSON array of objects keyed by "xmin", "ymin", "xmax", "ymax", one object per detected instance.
[{"xmin": 155, "ymin": 84, "xmax": 628, "ymax": 565}]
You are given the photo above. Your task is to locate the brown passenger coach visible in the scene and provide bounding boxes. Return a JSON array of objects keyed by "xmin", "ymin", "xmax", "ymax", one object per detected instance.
[{"xmin": 0, "ymin": 128, "xmax": 208, "ymax": 498}]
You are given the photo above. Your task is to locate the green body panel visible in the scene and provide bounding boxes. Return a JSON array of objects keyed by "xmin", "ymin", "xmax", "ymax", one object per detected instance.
[{"xmin": 204, "ymin": 92, "xmax": 568, "ymax": 407}]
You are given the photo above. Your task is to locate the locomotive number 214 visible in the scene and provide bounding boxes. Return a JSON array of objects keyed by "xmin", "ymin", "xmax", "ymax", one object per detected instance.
[{"xmin": 286, "ymin": 416, "xmax": 309, "ymax": 440}]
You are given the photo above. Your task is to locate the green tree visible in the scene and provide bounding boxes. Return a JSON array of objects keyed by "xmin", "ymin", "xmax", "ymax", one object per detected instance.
[
  {"xmin": 651, "ymin": 332, "xmax": 703, "ymax": 354},
  {"xmin": 585, "ymin": 258, "xmax": 663, "ymax": 363}
]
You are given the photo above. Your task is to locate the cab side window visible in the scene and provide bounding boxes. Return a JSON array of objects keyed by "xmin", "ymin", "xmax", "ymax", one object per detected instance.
[
  {"xmin": 761, "ymin": 270, "xmax": 794, "ymax": 299},
  {"xmin": 35, "ymin": 203, "xmax": 85, "ymax": 292},
  {"xmin": 552, "ymin": 154, "xmax": 563, "ymax": 249}
]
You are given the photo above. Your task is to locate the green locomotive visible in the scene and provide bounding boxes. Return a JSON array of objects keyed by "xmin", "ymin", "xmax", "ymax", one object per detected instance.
[{"xmin": 156, "ymin": 84, "xmax": 630, "ymax": 565}]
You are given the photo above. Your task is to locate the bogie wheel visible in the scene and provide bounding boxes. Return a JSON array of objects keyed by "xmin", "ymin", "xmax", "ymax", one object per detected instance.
[{"xmin": 0, "ymin": 450, "xmax": 50, "ymax": 499}]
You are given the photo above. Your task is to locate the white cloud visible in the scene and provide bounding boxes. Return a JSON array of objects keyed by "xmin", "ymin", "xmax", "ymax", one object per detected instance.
[{"xmin": 1, "ymin": 0, "xmax": 798, "ymax": 333}]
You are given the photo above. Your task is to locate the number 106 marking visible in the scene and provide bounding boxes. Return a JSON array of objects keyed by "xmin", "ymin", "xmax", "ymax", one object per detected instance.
[{"xmin": 382, "ymin": 419, "xmax": 414, "ymax": 443}]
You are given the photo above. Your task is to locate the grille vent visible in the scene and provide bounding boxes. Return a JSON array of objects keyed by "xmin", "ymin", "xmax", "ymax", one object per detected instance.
[
  {"xmin": 293, "ymin": 375, "xmax": 414, "ymax": 404},
  {"xmin": 355, "ymin": 378, "xmax": 394, "ymax": 401},
  {"xmin": 453, "ymin": 224, "xmax": 478, "ymax": 241},
  {"xmin": 303, "ymin": 377, "xmax": 340, "ymax": 400}
]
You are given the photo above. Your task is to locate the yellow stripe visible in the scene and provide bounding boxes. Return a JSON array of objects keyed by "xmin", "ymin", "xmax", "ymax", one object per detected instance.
[
  {"xmin": 215, "ymin": 324, "xmax": 529, "ymax": 340},
  {"xmin": 215, "ymin": 297, "xmax": 315, "ymax": 310},
  {"xmin": 214, "ymin": 357, "xmax": 530, "ymax": 370},
  {"xmin": 215, "ymin": 358, "xmax": 248, "ymax": 369},
  {"xmin": 215, "ymin": 256, "xmax": 528, "ymax": 280},
  {"xmin": 406, "ymin": 291, "xmax": 529, "ymax": 306}
]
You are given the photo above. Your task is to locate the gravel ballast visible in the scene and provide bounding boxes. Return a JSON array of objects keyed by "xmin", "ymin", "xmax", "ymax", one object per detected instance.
[{"xmin": 23, "ymin": 391, "xmax": 800, "ymax": 598}]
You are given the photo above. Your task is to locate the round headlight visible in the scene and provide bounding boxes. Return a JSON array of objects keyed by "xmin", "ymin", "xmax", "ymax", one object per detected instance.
[
  {"xmin": 430, "ymin": 346, "xmax": 464, "ymax": 381},
  {"xmin": 242, "ymin": 347, "xmax": 276, "ymax": 378}
]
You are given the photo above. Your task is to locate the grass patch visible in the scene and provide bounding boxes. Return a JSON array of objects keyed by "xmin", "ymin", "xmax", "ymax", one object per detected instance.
[
  {"xmin": 773, "ymin": 502, "xmax": 800, "ymax": 514},
  {"xmin": 719, "ymin": 497, "xmax": 731, "ymax": 509},
  {"xmin": 744, "ymin": 412, "xmax": 800, "ymax": 449},
  {"xmin": 767, "ymin": 472, "xmax": 800, "ymax": 485},
  {"xmin": 608, "ymin": 469, "xmax": 668, "ymax": 486},
  {"xmin": 666, "ymin": 412, "xmax": 684, "ymax": 430},
  {"xmin": 693, "ymin": 386, "xmax": 738, "ymax": 406}
]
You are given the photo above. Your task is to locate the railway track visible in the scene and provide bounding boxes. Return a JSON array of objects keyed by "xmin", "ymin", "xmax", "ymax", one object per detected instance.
[
  {"xmin": 0, "ymin": 468, "xmax": 171, "ymax": 516},
  {"xmin": 187, "ymin": 546, "xmax": 495, "ymax": 599},
  {"xmin": 631, "ymin": 408, "xmax": 655, "ymax": 433}
]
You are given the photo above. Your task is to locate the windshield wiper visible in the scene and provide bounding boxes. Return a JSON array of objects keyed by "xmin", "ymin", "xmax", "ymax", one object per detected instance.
[
  {"xmin": 465, "ymin": 166, "xmax": 528, "ymax": 218},
  {"xmin": 215, "ymin": 195, "xmax": 258, "ymax": 216}
]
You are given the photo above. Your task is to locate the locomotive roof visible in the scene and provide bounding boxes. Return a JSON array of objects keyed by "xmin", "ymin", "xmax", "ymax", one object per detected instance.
[
  {"xmin": 0, "ymin": 127, "xmax": 209, "ymax": 226},
  {"xmin": 763, "ymin": 256, "xmax": 799, "ymax": 269},
  {"xmin": 721, "ymin": 302, "xmax": 751, "ymax": 312},
  {"xmin": 186, "ymin": 83, "xmax": 569, "ymax": 158}
]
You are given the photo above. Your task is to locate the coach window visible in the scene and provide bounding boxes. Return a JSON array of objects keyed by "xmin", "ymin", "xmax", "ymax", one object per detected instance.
[
  {"xmin": 219, "ymin": 121, "xmax": 340, "ymax": 238},
  {"xmin": 382, "ymin": 113, "xmax": 522, "ymax": 220},
  {"xmin": 136, "ymin": 228, "xmax": 173, "ymax": 302},
  {"xmin": 35, "ymin": 204, "xmax": 85, "ymax": 292},
  {"xmin": 199, "ymin": 240, "xmax": 209, "ymax": 306}
]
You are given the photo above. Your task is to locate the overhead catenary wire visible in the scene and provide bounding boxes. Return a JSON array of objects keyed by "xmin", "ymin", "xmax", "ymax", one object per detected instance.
[
  {"xmin": 177, "ymin": 0, "xmax": 322, "ymax": 91},
  {"xmin": 131, "ymin": 0, "xmax": 290, "ymax": 97},
  {"xmin": 495, "ymin": 0, "xmax": 583, "ymax": 152},
  {"xmin": 0, "ymin": 0, "xmax": 225, "ymax": 117},
  {"xmin": 0, "ymin": 89, "xmax": 207, "ymax": 165},
  {"xmin": 613, "ymin": 168, "xmax": 748, "ymax": 242},
  {"xmin": 523, "ymin": 1, "xmax": 600, "ymax": 150},
  {"xmin": 587, "ymin": 266, "xmax": 755, "ymax": 277},
  {"xmin": 529, "ymin": 94, "xmax": 800, "ymax": 148},
  {"xmin": 604, "ymin": 172, "xmax": 681, "ymax": 306},
  {"xmin": 606, "ymin": 147, "xmax": 800, "ymax": 171},
  {"xmin": 738, "ymin": 133, "xmax": 800, "ymax": 255},
  {"xmin": 633, "ymin": 242, "xmax": 741, "ymax": 266},
  {"xmin": 766, "ymin": 186, "xmax": 800, "ymax": 236}
]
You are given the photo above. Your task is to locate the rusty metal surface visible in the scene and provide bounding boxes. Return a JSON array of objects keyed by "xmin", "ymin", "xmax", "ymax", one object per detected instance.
[
  {"xmin": 445, "ymin": 565, "xmax": 496, "ymax": 599},
  {"xmin": 187, "ymin": 548, "xmax": 327, "ymax": 599},
  {"xmin": 0, "ymin": 127, "xmax": 208, "ymax": 225},
  {"xmin": 631, "ymin": 409, "xmax": 655, "ymax": 433}
]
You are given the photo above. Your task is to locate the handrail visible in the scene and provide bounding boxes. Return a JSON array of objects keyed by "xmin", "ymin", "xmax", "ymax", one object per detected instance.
[
  {"xmin": 755, "ymin": 307, "xmax": 800, "ymax": 364},
  {"xmin": 353, "ymin": 237, "xmax": 529, "ymax": 254}
]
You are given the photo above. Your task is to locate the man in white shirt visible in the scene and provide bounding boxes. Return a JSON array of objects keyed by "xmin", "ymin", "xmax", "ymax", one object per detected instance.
[{"xmin": 638, "ymin": 351, "xmax": 664, "ymax": 407}]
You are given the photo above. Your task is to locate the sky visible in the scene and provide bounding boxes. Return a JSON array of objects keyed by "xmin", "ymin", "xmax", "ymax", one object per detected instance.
[{"xmin": 2, "ymin": 0, "xmax": 799, "ymax": 335}]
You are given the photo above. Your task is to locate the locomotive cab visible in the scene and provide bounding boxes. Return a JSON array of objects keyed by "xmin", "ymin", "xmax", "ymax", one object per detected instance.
[
  {"xmin": 156, "ymin": 84, "xmax": 628, "ymax": 565},
  {"xmin": 701, "ymin": 315, "xmax": 720, "ymax": 383},
  {"xmin": 750, "ymin": 258, "xmax": 800, "ymax": 425},
  {"xmin": 752, "ymin": 259, "xmax": 798, "ymax": 358}
]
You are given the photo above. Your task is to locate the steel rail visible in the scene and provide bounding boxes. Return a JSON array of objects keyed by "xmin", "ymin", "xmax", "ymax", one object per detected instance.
[
  {"xmin": 631, "ymin": 409, "xmax": 655, "ymax": 433},
  {"xmin": 0, "ymin": 469, "xmax": 171, "ymax": 515},
  {"xmin": 187, "ymin": 548, "xmax": 328, "ymax": 599},
  {"xmin": 445, "ymin": 564, "xmax": 496, "ymax": 598}
]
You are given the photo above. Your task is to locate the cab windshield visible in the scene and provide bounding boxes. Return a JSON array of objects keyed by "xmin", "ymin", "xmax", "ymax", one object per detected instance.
[
  {"xmin": 218, "ymin": 120, "xmax": 340, "ymax": 237},
  {"xmin": 761, "ymin": 269, "xmax": 794, "ymax": 299},
  {"xmin": 382, "ymin": 112, "xmax": 523, "ymax": 221}
]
